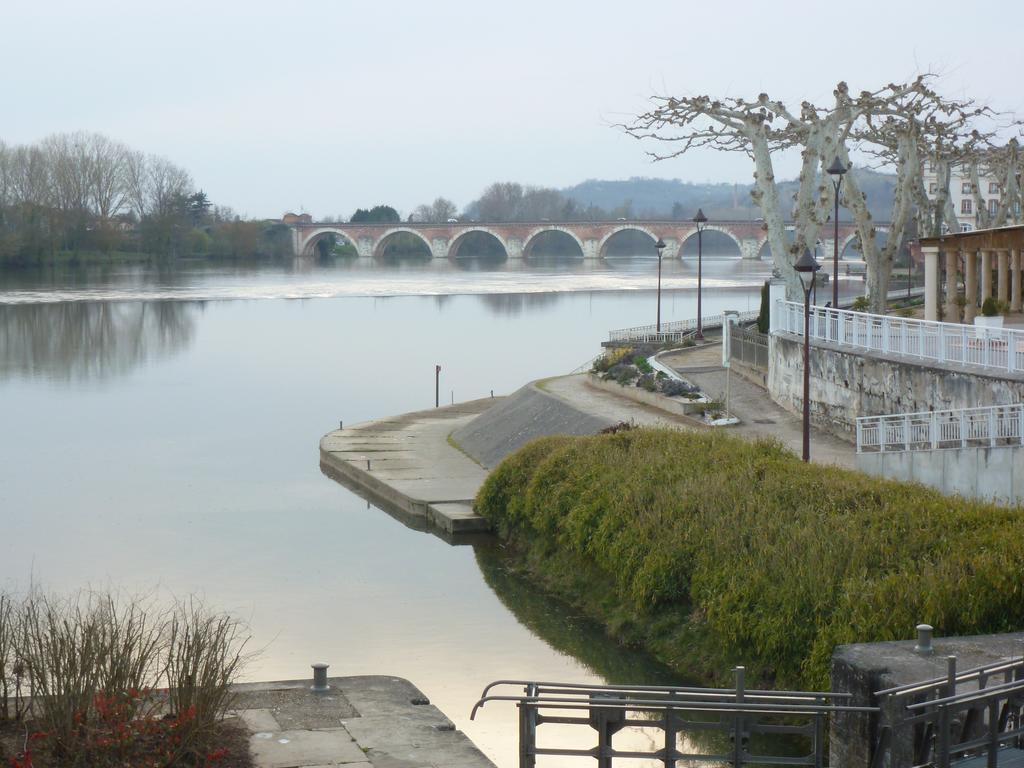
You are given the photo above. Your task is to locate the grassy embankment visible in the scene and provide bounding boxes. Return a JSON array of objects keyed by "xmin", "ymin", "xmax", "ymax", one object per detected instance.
[{"xmin": 475, "ymin": 428, "xmax": 1024, "ymax": 689}]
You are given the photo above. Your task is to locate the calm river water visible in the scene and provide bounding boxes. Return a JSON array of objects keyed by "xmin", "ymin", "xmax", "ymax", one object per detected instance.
[{"xmin": 0, "ymin": 254, "xmax": 774, "ymax": 766}]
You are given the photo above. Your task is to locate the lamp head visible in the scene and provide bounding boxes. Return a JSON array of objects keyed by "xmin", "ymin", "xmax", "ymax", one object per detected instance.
[
  {"xmin": 794, "ymin": 249, "xmax": 821, "ymax": 274},
  {"xmin": 654, "ymin": 237, "xmax": 666, "ymax": 254},
  {"xmin": 693, "ymin": 208, "xmax": 708, "ymax": 225},
  {"xmin": 827, "ymin": 157, "xmax": 848, "ymax": 176}
]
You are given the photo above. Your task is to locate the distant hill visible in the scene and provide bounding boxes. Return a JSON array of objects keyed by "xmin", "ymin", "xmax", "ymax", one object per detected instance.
[{"xmin": 562, "ymin": 168, "xmax": 896, "ymax": 222}]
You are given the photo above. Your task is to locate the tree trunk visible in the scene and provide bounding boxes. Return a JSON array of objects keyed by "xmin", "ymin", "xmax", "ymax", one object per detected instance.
[{"xmin": 748, "ymin": 128, "xmax": 802, "ymax": 299}]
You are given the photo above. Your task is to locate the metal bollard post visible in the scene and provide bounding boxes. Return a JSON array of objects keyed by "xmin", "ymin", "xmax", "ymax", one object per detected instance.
[
  {"xmin": 339, "ymin": 420, "xmax": 343, "ymax": 430},
  {"xmin": 915, "ymin": 624, "xmax": 934, "ymax": 655},
  {"xmin": 311, "ymin": 663, "xmax": 330, "ymax": 692}
]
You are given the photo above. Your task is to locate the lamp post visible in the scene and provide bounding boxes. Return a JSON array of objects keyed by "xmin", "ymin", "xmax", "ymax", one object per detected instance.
[
  {"xmin": 693, "ymin": 209, "xmax": 708, "ymax": 339},
  {"xmin": 826, "ymin": 157, "xmax": 848, "ymax": 307},
  {"xmin": 655, "ymin": 237, "xmax": 666, "ymax": 332},
  {"xmin": 794, "ymin": 249, "xmax": 821, "ymax": 463}
]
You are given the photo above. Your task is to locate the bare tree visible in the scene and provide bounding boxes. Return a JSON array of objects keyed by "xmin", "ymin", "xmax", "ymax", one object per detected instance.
[
  {"xmin": 627, "ymin": 76, "xmax": 1000, "ymax": 310},
  {"xmin": 84, "ymin": 133, "xmax": 129, "ymax": 222},
  {"xmin": 627, "ymin": 84, "xmax": 868, "ymax": 298},
  {"xmin": 412, "ymin": 196, "xmax": 458, "ymax": 222}
]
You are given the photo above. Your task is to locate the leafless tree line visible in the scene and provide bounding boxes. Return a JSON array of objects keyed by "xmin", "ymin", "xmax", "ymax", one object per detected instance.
[
  {"xmin": 0, "ymin": 131, "xmax": 195, "ymax": 257},
  {"xmin": 626, "ymin": 75, "xmax": 1024, "ymax": 311}
]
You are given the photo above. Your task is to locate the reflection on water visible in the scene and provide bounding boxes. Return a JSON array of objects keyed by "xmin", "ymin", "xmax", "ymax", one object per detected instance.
[
  {"xmin": 0, "ymin": 274, "xmax": 776, "ymax": 767},
  {"xmin": 0, "ymin": 301, "xmax": 197, "ymax": 381},
  {"xmin": 474, "ymin": 542, "xmax": 681, "ymax": 686}
]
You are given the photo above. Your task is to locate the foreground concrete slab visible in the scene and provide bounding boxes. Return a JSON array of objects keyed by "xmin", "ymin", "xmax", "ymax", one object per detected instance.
[{"xmin": 234, "ymin": 676, "xmax": 495, "ymax": 768}]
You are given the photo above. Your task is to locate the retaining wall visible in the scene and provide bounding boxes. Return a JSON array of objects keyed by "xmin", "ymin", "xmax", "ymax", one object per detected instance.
[
  {"xmin": 768, "ymin": 333, "xmax": 1024, "ymax": 439},
  {"xmin": 857, "ymin": 445, "xmax": 1024, "ymax": 504}
]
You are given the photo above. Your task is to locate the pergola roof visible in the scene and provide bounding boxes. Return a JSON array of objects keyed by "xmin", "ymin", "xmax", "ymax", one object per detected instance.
[{"xmin": 920, "ymin": 224, "xmax": 1024, "ymax": 251}]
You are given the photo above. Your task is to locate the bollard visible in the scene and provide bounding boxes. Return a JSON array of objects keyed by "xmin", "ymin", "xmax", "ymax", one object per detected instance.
[
  {"xmin": 339, "ymin": 420, "xmax": 343, "ymax": 430},
  {"xmin": 915, "ymin": 623, "xmax": 934, "ymax": 655},
  {"xmin": 311, "ymin": 663, "xmax": 330, "ymax": 692},
  {"xmin": 366, "ymin": 459, "xmax": 371, "ymax": 470}
]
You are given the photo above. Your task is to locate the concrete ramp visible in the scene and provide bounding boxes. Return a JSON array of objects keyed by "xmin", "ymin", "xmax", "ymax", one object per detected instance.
[{"xmin": 451, "ymin": 382, "xmax": 617, "ymax": 468}]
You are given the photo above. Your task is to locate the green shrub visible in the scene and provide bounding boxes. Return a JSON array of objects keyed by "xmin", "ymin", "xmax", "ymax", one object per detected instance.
[
  {"xmin": 982, "ymin": 296, "xmax": 999, "ymax": 316},
  {"xmin": 632, "ymin": 355, "xmax": 653, "ymax": 374},
  {"xmin": 850, "ymin": 296, "xmax": 870, "ymax": 312},
  {"xmin": 636, "ymin": 373, "xmax": 658, "ymax": 392},
  {"xmin": 476, "ymin": 428, "xmax": 1024, "ymax": 689}
]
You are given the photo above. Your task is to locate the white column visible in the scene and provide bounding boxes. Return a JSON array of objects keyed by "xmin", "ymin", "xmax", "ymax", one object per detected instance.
[
  {"xmin": 998, "ymin": 249, "xmax": 1010, "ymax": 304},
  {"xmin": 964, "ymin": 250, "xmax": 977, "ymax": 323},
  {"xmin": 1013, "ymin": 249, "xmax": 1022, "ymax": 313},
  {"xmin": 945, "ymin": 247, "xmax": 959, "ymax": 320},
  {"xmin": 923, "ymin": 246, "xmax": 940, "ymax": 321},
  {"xmin": 768, "ymin": 278, "xmax": 788, "ymax": 333},
  {"xmin": 981, "ymin": 249, "xmax": 992, "ymax": 301}
]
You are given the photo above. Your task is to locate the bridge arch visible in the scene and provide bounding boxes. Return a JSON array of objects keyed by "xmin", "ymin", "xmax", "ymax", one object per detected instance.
[
  {"xmin": 372, "ymin": 227, "xmax": 433, "ymax": 259},
  {"xmin": 679, "ymin": 225, "xmax": 743, "ymax": 258},
  {"xmin": 300, "ymin": 227, "xmax": 361, "ymax": 257},
  {"xmin": 596, "ymin": 225, "xmax": 660, "ymax": 259},
  {"xmin": 447, "ymin": 227, "xmax": 509, "ymax": 260},
  {"xmin": 522, "ymin": 227, "xmax": 586, "ymax": 260}
]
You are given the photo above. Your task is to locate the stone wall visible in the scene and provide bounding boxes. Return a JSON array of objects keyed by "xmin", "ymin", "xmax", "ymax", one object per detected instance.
[{"xmin": 768, "ymin": 333, "xmax": 1024, "ymax": 438}]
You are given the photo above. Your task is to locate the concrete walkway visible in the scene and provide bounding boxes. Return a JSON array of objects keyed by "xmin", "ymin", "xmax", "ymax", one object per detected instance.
[
  {"xmin": 659, "ymin": 343, "xmax": 856, "ymax": 468},
  {"xmin": 320, "ymin": 345, "xmax": 858, "ymax": 537},
  {"xmin": 319, "ymin": 400, "xmax": 496, "ymax": 535},
  {"xmin": 233, "ymin": 675, "xmax": 494, "ymax": 768}
]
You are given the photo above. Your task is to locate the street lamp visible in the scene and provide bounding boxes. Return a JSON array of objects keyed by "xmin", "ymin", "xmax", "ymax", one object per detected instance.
[
  {"xmin": 826, "ymin": 157, "xmax": 848, "ymax": 308},
  {"xmin": 794, "ymin": 249, "xmax": 821, "ymax": 463},
  {"xmin": 654, "ymin": 237, "xmax": 666, "ymax": 332},
  {"xmin": 693, "ymin": 208, "xmax": 708, "ymax": 339}
]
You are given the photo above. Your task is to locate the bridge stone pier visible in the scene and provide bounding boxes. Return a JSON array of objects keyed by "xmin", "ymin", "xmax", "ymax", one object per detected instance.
[{"xmin": 288, "ymin": 219, "xmax": 866, "ymax": 262}]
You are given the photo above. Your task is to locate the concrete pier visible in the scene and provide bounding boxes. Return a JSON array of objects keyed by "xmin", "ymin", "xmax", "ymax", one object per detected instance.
[{"xmin": 233, "ymin": 675, "xmax": 495, "ymax": 767}]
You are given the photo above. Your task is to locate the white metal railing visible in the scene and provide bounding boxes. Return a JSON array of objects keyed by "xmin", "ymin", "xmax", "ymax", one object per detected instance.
[
  {"xmin": 609, "ymin": 310, "xmax": 759, "ymax": 343},
  {"xmin": 776, "ymin": 300, "xmax": 1024, "ymax": 375},
  {"xmin": 856, "ymin": 404, "xmax": 1024, "ymax": 453}
]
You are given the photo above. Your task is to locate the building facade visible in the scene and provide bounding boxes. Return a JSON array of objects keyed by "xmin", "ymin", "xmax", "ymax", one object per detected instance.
[{"xmin": 921, "ymin": 163, "xmax": 1018, "ymax": 233}]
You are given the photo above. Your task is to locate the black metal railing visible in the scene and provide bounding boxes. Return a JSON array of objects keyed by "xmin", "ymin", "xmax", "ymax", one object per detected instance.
[{"xmin": 472, "ymin": 668, "xmax": 876, "ymax": 768}]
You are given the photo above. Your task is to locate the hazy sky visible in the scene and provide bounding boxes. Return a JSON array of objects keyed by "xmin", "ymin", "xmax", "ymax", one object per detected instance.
[{"xmin": 3, "ymin": 0, "xmax": 1022, "ymax": 219}]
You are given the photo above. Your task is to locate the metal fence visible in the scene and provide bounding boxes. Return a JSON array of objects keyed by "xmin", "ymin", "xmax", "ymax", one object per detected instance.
[
  {"xmin": 472, "ymin": 671, "xmax": 873, "ymax": 768},
  {"xmin": 729, "ymin": 323, "xmax": 769, "ymax": 372},
  {"xmin": 856, "ymin": 404, "xmax": 1024, "ymax": 453},
  {"xmin": 610, "ymin": 310, "xmax": 759, "ymax": 345},
  {"xmin": 872, "ymin": 655, "xmax": 1024, "ymax": 768},
  {"xmin": 776, "ymin": 300, "xmax": 1024, "ymax": 375}
]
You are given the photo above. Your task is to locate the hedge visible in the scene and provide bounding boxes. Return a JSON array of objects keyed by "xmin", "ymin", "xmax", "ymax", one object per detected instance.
[{"xmin": 475, "ymin": 428, "xmax": 1024, "ymax": 688}]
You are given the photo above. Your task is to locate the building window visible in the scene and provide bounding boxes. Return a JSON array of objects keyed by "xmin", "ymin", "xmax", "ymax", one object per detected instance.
[
  {"xmin": 925, "ymin": 161, "xmax": 934, "ymax": 173},
  {"xmin": 989, "ymin": 199, "xmax": 999, "ymax": 216},
  {"xmin": 961, "ymin": 181, "xmax": 973, "ymax": 195},
  {"xmin": 961, "ymin": 223, "xmax": 973, "ymax": 233},
  {"xmin": 961, "ymin": 199, "xmax": 973, "ymax": 214},
  {"xmin": 989, "ymin": 182, "xmax": 1000, "ymax": 194},
  {"xmin": 928, "ymin": 182, "xmax": 938, "ymax": 195}
]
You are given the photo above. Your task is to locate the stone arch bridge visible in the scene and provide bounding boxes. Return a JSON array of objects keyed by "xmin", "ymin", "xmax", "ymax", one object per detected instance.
[{"xmin": 289, "ymin": 219, "xmax": 874, "ymax": 261}]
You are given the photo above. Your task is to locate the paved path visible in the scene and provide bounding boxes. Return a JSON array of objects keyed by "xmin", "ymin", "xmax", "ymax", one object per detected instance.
[
  {"xmin": 234, "ymin": 675, "xmax": 494, "ymax": 768},
  {"xmin": 320, "ymin": 400, "xmax": 496, "ymax": 534},
  {"xmin": 659, "ymin": 343, "xmax": 856, "ymax": 468}
]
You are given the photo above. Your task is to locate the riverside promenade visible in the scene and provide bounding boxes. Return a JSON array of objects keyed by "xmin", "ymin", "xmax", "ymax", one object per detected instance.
[{"xmin": 320, "ymin": 341, "xmax": 857, "ymax": 536}]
